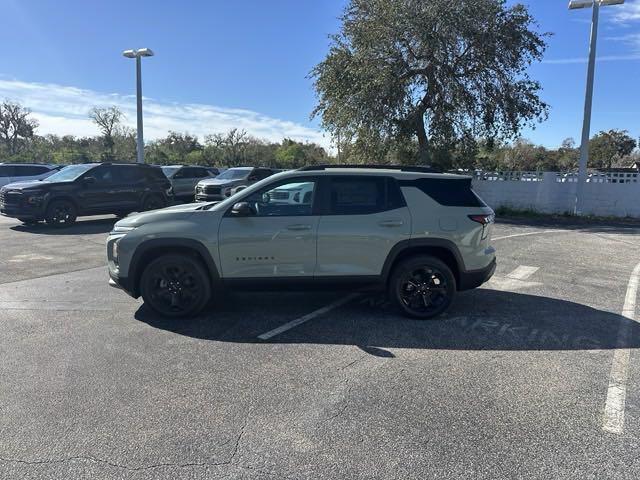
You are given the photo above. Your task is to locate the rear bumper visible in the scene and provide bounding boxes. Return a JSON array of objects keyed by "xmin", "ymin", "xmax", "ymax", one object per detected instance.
[{"xmin": 458, "ymin": 258, "xmax": 496, "ymax": 291}]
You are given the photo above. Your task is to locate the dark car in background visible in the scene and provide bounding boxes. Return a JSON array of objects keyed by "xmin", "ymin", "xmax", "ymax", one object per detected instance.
[
  {"xmin": 0, "ymin": 163, "xmax": 172, "ymax": 226},
  {"xmin": 161, "ymin": 165, "xmax": 218, "ymax": 202},
  {"xmin": 195, "ymin": 166, "xmax": 275, "ymax": 202},
  {"xmin": 0, "ymin": 163, "xmax": 63, "ymax": 188}
]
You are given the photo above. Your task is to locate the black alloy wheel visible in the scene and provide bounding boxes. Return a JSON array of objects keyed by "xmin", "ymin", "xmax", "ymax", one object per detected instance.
[
  {"xmin": 140, "ymin": 254, "xmax": 211, "ymax": 318},
  {"xmin": 390, "ymin": 256, "xmax": 455, "ymax": 319},
  {"xmin": 45, "ymin": 200, "xmax": 77, "ymax": 227},
  {"xmin": 142, "ymin": 195, "xmax": 166, "ymax": 212}
]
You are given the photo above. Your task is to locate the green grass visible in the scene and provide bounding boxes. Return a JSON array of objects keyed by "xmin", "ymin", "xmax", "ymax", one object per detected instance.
[{"xmin": 494, "ymin": 206, "xmax": 640, "ymax": 224}]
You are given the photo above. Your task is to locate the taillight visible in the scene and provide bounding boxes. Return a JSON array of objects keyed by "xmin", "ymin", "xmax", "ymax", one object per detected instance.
[{"xmin": 468, "ymin": 214, "xmax": 494, "ymax": 225}]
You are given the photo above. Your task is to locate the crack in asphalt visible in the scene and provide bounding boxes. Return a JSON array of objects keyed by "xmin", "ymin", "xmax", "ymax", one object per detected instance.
[{"xmin": 0, "ymin": 414, "xmax": 275, "ymax": 476}]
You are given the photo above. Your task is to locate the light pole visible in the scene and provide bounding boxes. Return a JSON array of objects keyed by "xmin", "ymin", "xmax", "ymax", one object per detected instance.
[
  {"xmin": 568, "ymin": 0, "xmax": 624, "ymax": 214},
  {"xmin": 123, "ymin": 48, "xmax": 154, "ymax": 163}
]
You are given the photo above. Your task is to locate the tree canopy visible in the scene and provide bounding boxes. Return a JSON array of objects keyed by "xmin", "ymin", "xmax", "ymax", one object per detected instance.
[{"xmin": 311, "ymin": 0, "xmax": 549, "ymax": 165}]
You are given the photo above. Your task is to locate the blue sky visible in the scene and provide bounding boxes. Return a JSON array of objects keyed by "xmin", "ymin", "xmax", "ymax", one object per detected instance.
[{"xmin": 0, "ymin": 0, "xmax": 638, "ymax": 151}]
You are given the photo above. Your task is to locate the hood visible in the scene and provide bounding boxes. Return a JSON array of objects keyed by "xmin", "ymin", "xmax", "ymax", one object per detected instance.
[
  {"xmin": 197, "ymin": 178, "xmax": 246, "ymax": 187},
  {"xmin": 115, "ymin": 202, "xmax": 211, "ymax": 229},
  {"xmin": 1, "ymin": 179, "xmax": 49, "ymax": 191}
]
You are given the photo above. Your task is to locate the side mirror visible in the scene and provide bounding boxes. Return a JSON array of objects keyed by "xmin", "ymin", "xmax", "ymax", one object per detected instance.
[
  {"xmin": 83, "ymin": 176, "xmax": 96, "ymax": 185},
  {"xmin": 248, "ymin": 175, "xmax": 258, "ymax": 181},
  {"xmin": 231, "ymin": 202, "xmax": 253, "ymax": 216}
]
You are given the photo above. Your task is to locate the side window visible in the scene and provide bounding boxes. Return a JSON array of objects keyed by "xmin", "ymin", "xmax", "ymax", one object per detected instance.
[
  {"xmin": 328, "ymin": 176, "xmax": 386, "ymax": 215},
  {"xmin": 0, "ymin": 165, "xmax": 15, "ymax": 177},
  {"xmin": 242, "ymin": 179, "xmax": 316, "ymax": 217},
  {"xmin": 90, "ymin": 166, "xmax": 115, "ymax": 184},
  {"xmin": 118, "ymin": 166, "xmax": 145, "ymax": 184},
  {"xmin": 193, "ymin": 168, "xmax": 209, "ymax": 178},
  {"xmin": 173, "ymin": 168, "xmax": 188, "ymax": 179},
  {"xmin": 13, "ymin": 165, "xmax": 50, "ymax": 176},
  {"xmin": 255, "ymin": 168, "xmax": 273, "ymax": 180}
]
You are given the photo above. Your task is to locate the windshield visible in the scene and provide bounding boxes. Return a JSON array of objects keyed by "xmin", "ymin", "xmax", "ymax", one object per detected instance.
[
  {"xmin": 44, "ymin": 164, "xmax": 94, "ymax": 182},
  {"xmin": 161, "ymin": 166, "xmax": 180, "ymax": 178},
  {"xmin": 216, "ymin": 168, "xmax": 250, "ymax": 180}
]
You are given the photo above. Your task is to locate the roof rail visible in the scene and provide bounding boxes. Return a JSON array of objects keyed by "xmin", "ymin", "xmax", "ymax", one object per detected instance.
[{"xmin": 296, "ymin": 164, "xmax": 442, "ymax": 173}]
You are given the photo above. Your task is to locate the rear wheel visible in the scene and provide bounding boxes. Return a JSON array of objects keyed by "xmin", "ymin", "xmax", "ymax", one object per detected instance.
[
  {"xmin": 45, "ymin": 200, "xmax": 77, "ymax": 227},
  {"xmin": 141, "ymin": 195, "xmax": 166, "ymax": 212},
  {"xmin": 389, "ymin": 255, "xmax": 455, "ymax": 319},
  {"xmin": 140, "ymin": 254, "xmax": 211, "ymax": 318}
]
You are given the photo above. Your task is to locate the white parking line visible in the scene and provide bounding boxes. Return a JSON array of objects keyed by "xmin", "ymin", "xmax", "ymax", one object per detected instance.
[
  {"xmin": 506, "ymin": 265, "xmax": 539, "ymax": 280},
  {"xmin": 493, "ymin": 230, "xmax": 567, "ymax": 241},
  {"xmin": 488, "ymin": 265, "xmax": 541, "ymax": 291},
  {"xmin": 257, "ymin": 293, "xmax": 360, "ymax": 340},
  {"xmin": 602, "ymin": 261, "xmax": 640, "ymax": 434}
]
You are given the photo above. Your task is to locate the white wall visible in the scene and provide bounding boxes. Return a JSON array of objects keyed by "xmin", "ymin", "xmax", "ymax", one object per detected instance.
[{"xmin": 472, "ymin": 171, "xmax": 640, "ymax": 218}]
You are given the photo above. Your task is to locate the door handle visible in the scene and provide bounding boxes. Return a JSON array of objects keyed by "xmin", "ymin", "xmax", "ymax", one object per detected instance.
[
  {"xmin": 287, "ymin": 224, "xmax": 312, "ymax": 231},
  {"xmin": 378, "ymin": 220, "xmax": 404, "ymax": 227}
]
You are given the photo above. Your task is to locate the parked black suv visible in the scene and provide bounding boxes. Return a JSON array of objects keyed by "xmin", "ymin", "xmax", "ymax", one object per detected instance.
[{"xmin": 0, "ymin": 163, "xmax": 172, "ymax": 226}]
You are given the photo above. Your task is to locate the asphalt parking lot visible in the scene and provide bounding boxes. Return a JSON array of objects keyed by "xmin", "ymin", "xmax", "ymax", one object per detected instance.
[{"xmin": 1, "ymin": 214, "xmax": 640, "ymax": 479}]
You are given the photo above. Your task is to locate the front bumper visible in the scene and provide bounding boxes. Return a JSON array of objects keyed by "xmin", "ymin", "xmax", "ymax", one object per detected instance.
[
  {"xmin": 195, "ymin": 193, "xmax": 226, "ymax": 202},
  {"xmin": 108, "ymin": 269, "xmax": 137, "ymax": 298},
  {"xmin": 458, "ymin": 258, "xmax": 496, "ymax": 291},
  {"xmin": 0, "ymin": 203, "xmax": 45, "ymax": 219}
]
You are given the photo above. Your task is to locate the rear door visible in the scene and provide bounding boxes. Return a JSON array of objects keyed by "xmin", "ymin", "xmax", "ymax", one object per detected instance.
[{"xmin": 315, "ymin": 175, "xmax": 411, "ymax": 277}]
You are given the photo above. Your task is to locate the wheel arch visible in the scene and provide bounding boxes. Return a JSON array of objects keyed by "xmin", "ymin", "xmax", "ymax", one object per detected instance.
[
  {"xmin": 128, "ymin": 238, "xmax": 221, "ymax": 297},
  {"xmin": 382, "ymin": 239, "xmax": 465, "ymax": 290}
]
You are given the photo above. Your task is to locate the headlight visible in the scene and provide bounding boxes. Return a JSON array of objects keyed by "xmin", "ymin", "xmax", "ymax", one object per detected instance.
[
  {"xmin": 112, "ymin": 239, "xmax": 120, "ymax": 263},
  {"xmin": 111, "ymin": 225, "xmax": 136, "ymax": 234},
  {"xmin": 26, "ymin": 195, "xmax": 44, "ymax": 205}
]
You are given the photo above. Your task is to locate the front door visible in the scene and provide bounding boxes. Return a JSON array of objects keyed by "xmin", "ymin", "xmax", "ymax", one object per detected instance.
[
  {"xmin": 218, "ymin": 177, "xmax": 319, "ymax": 278},
  {"xmin": 316, "ymin": 175, "xmax": 411, "ymax": 277}
]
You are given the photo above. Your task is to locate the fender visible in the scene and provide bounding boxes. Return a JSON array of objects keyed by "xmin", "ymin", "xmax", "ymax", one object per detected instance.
[
  {"xmin": 380, "ymin": 238, "xmax": 466, "ymax": 283},
  {"xmin": 128, "ymin": 237, "xmax": 222, "ymax": 296}
]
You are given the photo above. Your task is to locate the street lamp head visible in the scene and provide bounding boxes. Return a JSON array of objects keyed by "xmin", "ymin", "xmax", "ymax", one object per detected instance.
[
  {"xmin": 137, "ymin": 48, "xmax": 154, "ymax": 57},
  {"xmin": 122, "ymin": 48, "xmax": 155, "ymax": 58},
  {"xmin": 568, "ymin": 0, "xmax": 624, "ymax": 8}
]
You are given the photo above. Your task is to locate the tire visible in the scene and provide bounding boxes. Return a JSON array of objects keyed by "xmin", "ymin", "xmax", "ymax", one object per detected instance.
[
  {"xmin": 140, "ymin": 254, "xmax": 212, "ymax": 318},
  {"xmin": 141, "ymin": 195, "xmax": 166, "ymax": 212},
  {"xmin": 45, "ymin": 200, "xmax": 77, "ymax": 227},
  {"xmin": 389, "ymin": 255, "xmax": 456, "ymax": 320},
  {"xmin": 18, "ymin": 218, "xmax": 38, "ymax": 225}
]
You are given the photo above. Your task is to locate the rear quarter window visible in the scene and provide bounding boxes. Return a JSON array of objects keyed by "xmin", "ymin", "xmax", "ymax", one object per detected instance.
[{"xmin": 398, "ymin": 178, "xmax": 486, "ymax": 207}]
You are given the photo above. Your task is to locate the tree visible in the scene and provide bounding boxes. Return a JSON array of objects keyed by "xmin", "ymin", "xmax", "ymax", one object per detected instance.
[
  {"xmin": 311, "ymin": 0, "xmax": 549, "ymax": 166},
  {"xmin": 89, "ymin": 106, "xmax": 123, "ymax": 161},
  {"xmin": 0, "ymin": 100, "xmax": 38, "ymax": 156},
  {"xmin": 589, "ymin": 129, "xmax": 637, "ymax": 170}
]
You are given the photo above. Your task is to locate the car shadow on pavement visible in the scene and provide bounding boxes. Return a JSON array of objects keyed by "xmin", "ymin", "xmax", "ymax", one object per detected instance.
[
  {"xmin": 10, "ymin": 217, "xmax": 117, "ymax": 235},
  {"xmin": 134, "ymin": 288, "xmax": 639, "ymax": 351}
]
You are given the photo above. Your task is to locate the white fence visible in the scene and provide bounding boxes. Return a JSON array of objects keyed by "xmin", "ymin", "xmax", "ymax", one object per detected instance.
[{"xmin": 471, "ymin": 171, "xmax": 640, "ymax": 218}]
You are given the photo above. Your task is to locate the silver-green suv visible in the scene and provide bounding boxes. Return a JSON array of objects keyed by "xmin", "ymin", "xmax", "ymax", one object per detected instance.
[{"xmin": 107, "ymin": 165, "xmax": 496, "ymax": 319}]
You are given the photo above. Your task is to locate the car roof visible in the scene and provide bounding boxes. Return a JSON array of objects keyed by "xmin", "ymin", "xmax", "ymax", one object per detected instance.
[
  {"xmin": 288, "ymin": 166, "xmax": 470, "ymax": 180},
  {"xmin": 0, "ymin": 163, "xmax": 58, "ymax": 168}
]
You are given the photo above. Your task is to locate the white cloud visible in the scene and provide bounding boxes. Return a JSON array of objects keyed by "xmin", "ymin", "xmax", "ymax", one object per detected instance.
[
  {"xmin": 0, "ymin": 77, "xmax": 331, "ymax": 150},
  {"xmin": 611, "ymin": 0, "xmax": 640, "ymax": 23}
]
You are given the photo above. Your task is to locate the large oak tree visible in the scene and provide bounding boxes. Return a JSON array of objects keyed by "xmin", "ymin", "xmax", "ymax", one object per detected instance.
[{"xmin": 311, "ymin": 0, "xmax": 549, "ymax": 164}]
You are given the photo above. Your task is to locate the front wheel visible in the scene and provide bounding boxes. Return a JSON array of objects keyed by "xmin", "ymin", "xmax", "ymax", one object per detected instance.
[
  {"xmin": 389, "ymin": 255, "xmax": 455, "ymax": 319},
  {"xmin": 45, "ymin": 200, "xmax": 77, "ymax": 227},
  {"xmin": 140, "ymin": 254, "xmax": 211, "ymax": 318}
]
